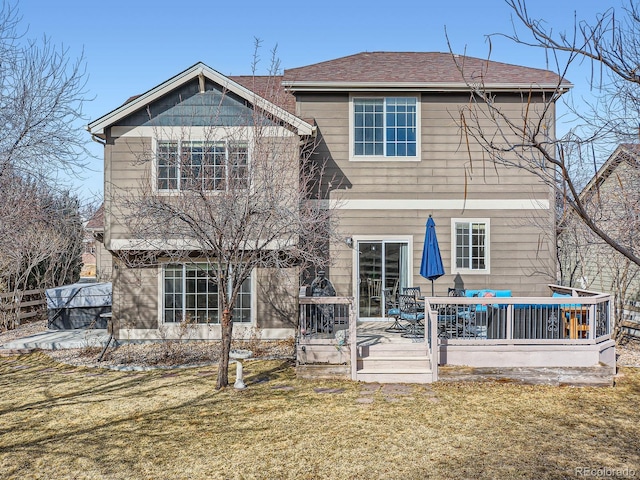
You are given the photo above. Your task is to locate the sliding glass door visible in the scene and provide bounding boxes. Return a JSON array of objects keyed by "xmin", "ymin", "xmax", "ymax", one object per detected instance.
[{"xmin": 358, "ymin": 241, "xmax": 409, "ymax": 319}]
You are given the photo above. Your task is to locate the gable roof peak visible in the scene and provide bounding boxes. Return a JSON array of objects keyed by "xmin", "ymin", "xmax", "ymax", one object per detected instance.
[
  {"xmin": 87, "ymin": 61, "xmax": 313, "ymax": 137},
  {"xmin": 580, "ymin": 143, "xmax": 640, "ymax": 197}
]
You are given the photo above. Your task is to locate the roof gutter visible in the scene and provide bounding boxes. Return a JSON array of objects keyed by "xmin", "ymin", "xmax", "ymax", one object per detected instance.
[
  {"xmin": 282, "ymin": 81, "xmax": 573, "ymax": 93},
  {"xmin": 85, "ymin": 125, "xmax": 106, "ymax": 145}
]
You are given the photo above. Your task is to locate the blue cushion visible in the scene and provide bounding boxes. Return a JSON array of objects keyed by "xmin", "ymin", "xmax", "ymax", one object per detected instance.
[
  {"xmin": 465, "ymin": 289, "xmax": 511, "ymax": 298},
  {"xmin": 494, "ymin": 290, "xmax": 511, "ymax": 297},
  {"xmin": 400, "ymin": 312, "xmax": 425, "ymax": 321},
  {"xmin": 552, "ymin": 292, "xmax": 571, "ymax": 298},
  {"xmin": 463, "ymin": 289, "xmax": 510, "ymax": 312},
  {"xmin": 551, "ymin": 292, "xmax": 581, "ymax": 308},
  {"xmin": 387, "ymin": 308, "xmax": 400, "ymax": 316}
]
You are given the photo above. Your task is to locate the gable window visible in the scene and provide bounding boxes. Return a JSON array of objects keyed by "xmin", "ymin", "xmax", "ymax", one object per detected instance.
[
  {"xmin": 452, "ymin": 220, "xmax": 489, "ymax": 273},
  {"xmin": 353, "ymin": 97, "xmax": 417, "ymax": 158},
  {"xmin": 156, "ymin": 140, "xmax": 248, "ymax": 191},
  {"xmin": 163, "ymin": 263, "xmax": 252, "ymax": 324}
]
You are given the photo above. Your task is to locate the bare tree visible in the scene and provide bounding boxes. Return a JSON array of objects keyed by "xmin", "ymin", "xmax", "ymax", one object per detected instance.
[
  {"xmin": 112, "ymin": 45, "xmax": 337, "ymax": 388},
  {"xmin": 0, "ymin": 173, "xmax": 83, "ymax": 329},
  {"xmin": 558, "ymin": 147, "xmax": 640, "ymax": 340},
  {"xmin": 0, "ymin": 0, "xmax": 90, "ymax": 181},
  {"xmin": 0, "ymin": 0, "xmax": 89, "ymax": 320},
  {"xmin": 451, "ymin": 0, "xmax": 640, "ymax": 268}
]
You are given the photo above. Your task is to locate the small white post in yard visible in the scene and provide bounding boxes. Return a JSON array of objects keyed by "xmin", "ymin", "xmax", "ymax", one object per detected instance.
[{"xmin": 230, "ymin": 349, "xmax": 252, "ymax": 389}]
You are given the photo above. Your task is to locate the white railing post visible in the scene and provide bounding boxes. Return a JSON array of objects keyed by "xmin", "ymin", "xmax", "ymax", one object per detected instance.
[
  {"xmin": 423, "ymin": 300, "xmax": 438, "ymax": 382},
  {"xmin": 431, "ymin": 308, "xmax": 439, "ymax": 382},
  {"xmin": 349, "ymin": 297, "xmax": 357, "ymax": 381},
  {"xmin": 589, "ymin": 304, "xmax": 597, "ymax": 340},
  {"xmin": 506, "ymin": 305, "xmax": 513, "ymax": 340}
]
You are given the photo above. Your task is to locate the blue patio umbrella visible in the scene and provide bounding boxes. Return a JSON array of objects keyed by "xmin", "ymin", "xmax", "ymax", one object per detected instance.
[{"xmin": 420, "ymin": 215, "xmax": 445, "ymax": 296}]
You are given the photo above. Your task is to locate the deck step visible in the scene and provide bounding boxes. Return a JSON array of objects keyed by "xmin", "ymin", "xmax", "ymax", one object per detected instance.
[
  {"xmin": 358, "ymin": 343, "xmax": 428, "ymax": 358},
  {"xmin": 357, "ymin": 352, "xmax": 433, "ymax": 384},
  {"xmin": 357, "ymin": 356, "xmax": 431, "ymax": 371},
  {"xmin": 356, "ymin": 368, "xmax": 434, "ymax": 384}
]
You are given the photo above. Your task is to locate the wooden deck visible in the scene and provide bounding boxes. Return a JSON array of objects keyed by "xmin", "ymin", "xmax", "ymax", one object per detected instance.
[
  {"xmin": 297, "ymin": 319, "xmax": 435, "ymax": 384},
  {"xmin": 296, "ymin": 287, "xmax": 617, "ymax": 386},
  {"xmin": 356, "ymin": 320, "xmax": 423, "ymax": 345},
  {"xmin": 299, "ymin": 321, "xmax": 615, "ymax": 385},
  {"xmin": 355, "ymin": 321, "xmax": 434, "ymax": 384}
]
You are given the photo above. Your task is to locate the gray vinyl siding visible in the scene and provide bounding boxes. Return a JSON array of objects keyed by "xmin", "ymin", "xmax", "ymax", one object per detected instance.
[
  {"xmin": 95, "ymin": 242, "xmax": 113, "ymax": 282},
  {"xmin": 305, "ymin": 92, "xmax": 552, "ymax": 200},
  {"xmin": 111, "ymin": 258, "xmax": 159, "ymax": 337},
  {"xmin": 298, "ymin": 91, "xmax": 556, "ymax": 298},
  {"xmin": 328, "ymin": 210, "xmax": 554, "ymax": 298},
  {"xmin": 255, "ymin": 268, "xmax": 299, "ymax": 330},
  {"xmin": 104, "ymin": 132, "xmax": 151, "ymax": 244},
  {"xmin": 103, "ymin": 119, "xmax": 301, "ymax": 332}
]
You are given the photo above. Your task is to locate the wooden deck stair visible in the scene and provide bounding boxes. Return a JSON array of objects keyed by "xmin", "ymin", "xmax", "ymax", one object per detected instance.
[{"xmin": 356, "ymin": 341, "xmax": 434, "ymax": 384}]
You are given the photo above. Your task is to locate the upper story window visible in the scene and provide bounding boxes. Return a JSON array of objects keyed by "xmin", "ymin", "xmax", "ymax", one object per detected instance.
[
  {"xmin": 452, "ymin": 219, "xmax": 490, "ymax": 273},
  {"xmin": 353, "ymin": 97, "xmax": 418, "ymax": 158},
  {"xmin": 156, "ymin": 140, "xmax": 248, "ymax": 191}
]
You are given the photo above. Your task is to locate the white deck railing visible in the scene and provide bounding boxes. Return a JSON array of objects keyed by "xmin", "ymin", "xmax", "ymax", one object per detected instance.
[{"xmin": 424, "ymin": 285, "xmax": 611, "ymax": 345}]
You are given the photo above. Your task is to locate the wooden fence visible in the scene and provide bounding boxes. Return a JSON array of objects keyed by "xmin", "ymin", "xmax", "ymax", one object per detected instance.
[{"xmin": 0, "ymin": 288, "xmax": 46, "ymax": 328}]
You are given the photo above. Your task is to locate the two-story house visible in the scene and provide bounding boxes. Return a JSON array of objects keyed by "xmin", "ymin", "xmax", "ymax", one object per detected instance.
[{"xmin": 87, "ymin": 52, "xmax": 567, "ymax": 343}]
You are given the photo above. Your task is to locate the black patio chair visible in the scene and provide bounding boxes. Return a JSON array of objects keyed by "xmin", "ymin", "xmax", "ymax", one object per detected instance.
[
  {"xmin": 437, "ymin": 287, "xmax": 477, "ymax": 338},
  {"xmin": 383, "ymin": 288, "xmax": 405, "ymax": 333},
  {"xmin": 399, "ymin": 294, "xmax": 425, "ymax": 338},
  {"xmin": 402, "ymin": 286, "xmax": 422, "ymax": 299}
]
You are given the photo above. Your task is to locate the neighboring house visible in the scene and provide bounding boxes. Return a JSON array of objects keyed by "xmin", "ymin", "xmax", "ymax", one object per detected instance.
[
  {"xmin": 80, "ymin": 221, "xmax": 97, "ymax": 279},
  {"xmin": 559, "ymin": 143, "xmax": 640, "ymax": 328},
  {"xmin": 85, "ymin": 204, "xmax": 113, "ymax": 282},
  {"xmin": 87, "ymin": 52, "xmax": 567, "ymax": 342}
]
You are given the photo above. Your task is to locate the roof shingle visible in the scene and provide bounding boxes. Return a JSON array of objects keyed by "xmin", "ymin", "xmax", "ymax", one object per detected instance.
[
  {"xmin": 283, "ymin": 51, "xmax": 569, "ymax": 88},
  {"xmin": 85, "ymin": 204, "xmax": 104, "ymax": 231},
  {"xmin": 229, "ymin": 75, "xmax": 296, "ymax": 115}
]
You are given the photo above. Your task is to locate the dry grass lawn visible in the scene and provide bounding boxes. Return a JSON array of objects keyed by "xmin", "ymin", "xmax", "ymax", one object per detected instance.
[{"xmin": 0, "ymin": 352, "xmax": 638, "ymax": 479}]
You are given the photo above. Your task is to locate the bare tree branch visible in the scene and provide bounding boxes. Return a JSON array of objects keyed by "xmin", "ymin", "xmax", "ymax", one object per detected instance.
[
  {"xmin": 448, "ymin": 0, "xmax": 640, "ymax": 268},
  {"xmin": 111, "ymin": 42, "xmax": 340, "ymax": 388}
]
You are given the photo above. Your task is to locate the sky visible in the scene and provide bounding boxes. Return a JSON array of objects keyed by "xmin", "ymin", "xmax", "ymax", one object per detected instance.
[{"xmin": 17, "ymin": 0, "xmax": 626, "ymax": 202}]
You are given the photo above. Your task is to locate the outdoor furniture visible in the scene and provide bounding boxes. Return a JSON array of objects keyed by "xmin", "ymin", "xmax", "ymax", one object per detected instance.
[
  {"xmin": 383, "ymin": 288, "xmax": 405, "ymax": 332},
  {"xmin": 420, "ymin": 215, "xmax": 445, "ymax": 296},
  {"xmin": 437, "ymin": 288, "xmax": 479, "ymax": 338},
  {"xmin": 399, "ymin": 294, "xmax": 425, "ymax": 338},
  {"xmin": 402, "ymin": 286, "xmax": 421, "ymax": 299},
  {"xmin": 367, "ymin": 278, "xmax": 382, "ymax": 316},
  {"xmin": 403, "ymin": 286, "xmax": 425, "ymax": 328},
  {"xmin": 563, "ymin": 306, "xmax": 590, "ymax": 339}
]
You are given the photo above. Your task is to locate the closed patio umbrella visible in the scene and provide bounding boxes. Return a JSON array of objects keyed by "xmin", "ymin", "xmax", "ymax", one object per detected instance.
[{"xmin": 420, "ymin": 215, "xmax": 445, "ymax": 296}]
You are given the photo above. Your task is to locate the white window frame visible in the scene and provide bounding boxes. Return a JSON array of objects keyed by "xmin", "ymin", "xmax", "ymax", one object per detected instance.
[
  {"xmin": 349, "ymin": 94, "xmax": 421, "ymax": 162},
  {"xmin": 351, "ymin": 234, "xmax": 414, "ymax": 311},
  {"xmin": 153, "ymin": 138, "xmax": 249, "ymax": 193},
  {"xmin": 160, "ymin": 262, "xmax": 255, "ymax": 325},
  {"xmin": 451, "ymin": 218, "xmax": 490, "ymax": 275}
]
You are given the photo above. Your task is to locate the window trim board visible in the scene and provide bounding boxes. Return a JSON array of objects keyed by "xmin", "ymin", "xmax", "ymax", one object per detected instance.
[
  {"xmin": 450, "ymin": 218, "xmax": 491, "ymax": 275},
  {"xmin": 152, "ymin": 137, "xmax": 250, "ymax": 193},
  {"xmin": 348, "ymin": 94, "xmax": 421, "ymax": 162},
  {"xmin": 158, "ymin": 262, "xmax": 255, "ymax": 326}
]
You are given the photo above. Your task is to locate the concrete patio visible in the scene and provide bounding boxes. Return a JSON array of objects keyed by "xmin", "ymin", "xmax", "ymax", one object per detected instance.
[{"xmin": 0, "ymin": 329, "xmax": 111, "ymax": 351}]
